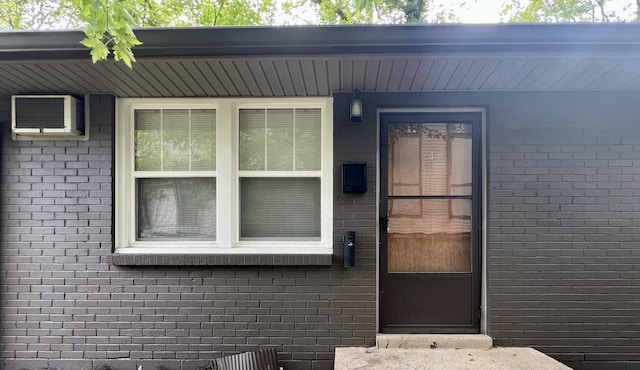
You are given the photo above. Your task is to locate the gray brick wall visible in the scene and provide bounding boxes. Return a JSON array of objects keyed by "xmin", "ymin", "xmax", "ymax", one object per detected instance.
[
  {"xmin": 488, "ymin": 100, "xmax": 640, "ymax": 370},
  {"xmin": 4, "ymin": 91, "xmax": 640, "ymax": 370},
  {"xmin": 0, "ymin": 94, "xmax": 378, "ymax": 370}
]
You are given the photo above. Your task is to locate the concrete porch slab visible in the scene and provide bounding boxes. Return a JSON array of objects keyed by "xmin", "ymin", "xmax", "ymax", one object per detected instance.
[
  {"xmin": 377, "ymin": 334, "xmax": 493, "ymax": 349},
  {"xmin": 335, "ymin": 347, "xmax": 572, "ymax": 370}
]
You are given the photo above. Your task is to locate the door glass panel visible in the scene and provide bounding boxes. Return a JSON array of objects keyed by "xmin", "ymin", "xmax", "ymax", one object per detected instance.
[
  {"xmin": 388, "ymin": 123, "xmax": 472, "ymax": 196},
  {"xmin": 387, "ymin": 199, "xmax": 471, "ymax": 273},
  {"xmin": 450, "ymin": 133, "xmax": 472, "ymax": 196}
]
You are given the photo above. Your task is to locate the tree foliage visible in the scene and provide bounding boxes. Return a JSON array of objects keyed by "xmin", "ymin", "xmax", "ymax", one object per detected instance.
[
  {"xmin": 0, "ymin": 0, "xmax": 79, "ymax": 29},
  {"xmin": 138, "ymin": 0, "xmax": 276, "ymax": 27},
  {"xmin": 303, "ymin": 0, "xmax": 460, "ymax": 24},
  {"xmin": 503, "ymin": 0, "xmax": 626, "ymax": 22},
  {"xmin": 72, "ymin": 0, "xmax": 141, "ymax": 67},
  {"xmin": 298, "ymin": 0, "xmax": 460, "ymax": 24}
]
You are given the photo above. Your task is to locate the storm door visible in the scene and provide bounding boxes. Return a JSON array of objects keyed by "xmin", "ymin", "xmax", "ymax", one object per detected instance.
[{"xmin": 379, "ymin": 112, "xmax": 481, "ymax": 333}]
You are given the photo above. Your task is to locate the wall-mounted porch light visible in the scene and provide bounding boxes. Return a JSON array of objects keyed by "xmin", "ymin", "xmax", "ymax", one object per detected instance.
[{"xmin": 350, "ymin": 91, "xmax": 362, "ymax": 123}]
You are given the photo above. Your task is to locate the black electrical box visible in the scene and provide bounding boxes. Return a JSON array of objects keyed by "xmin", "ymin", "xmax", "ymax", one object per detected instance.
[
  {"xmin": 342, "ymin": 162, "xmax": 367, "ymax": 193},
  {"xmin": 344, "ymin": 231, "xmax": 356, "ymax": 267}
]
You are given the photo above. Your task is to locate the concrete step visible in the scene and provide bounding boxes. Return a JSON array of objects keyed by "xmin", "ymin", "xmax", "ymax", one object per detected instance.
[
  {"xmin": 335, "ymin": 347, "xmax": 572, "ymax": 370},
  {"xmin": 376, "ymin": 334, "xmax": 493, "ymax": 349}
]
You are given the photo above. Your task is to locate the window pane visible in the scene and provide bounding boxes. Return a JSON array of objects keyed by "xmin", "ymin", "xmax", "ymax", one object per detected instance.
[
  {"xmin": 295, "ymin": 108, "xmax": 321, "ymax": 171},
  {"xmin": 163, "ymin": 110, "xmax": 190, "ymax": 171},
  {"xmin": 137, "ymin": 178, "xmax": 216, "ymax": 240},
  {"xmin": 240, "ymin": 108, "xmax": 321, "ymax": 172},
  {"xmin": 450, "ymin": 134, "xmax": 472, "ymax": 196},
  {"xmin": 135, "ymin": 109, "xmax": 216, "ymax": 173},
  {"xmin": 240, "ymin": 178, "xmax": 320, "ymax": 240},
  {"xmin": 191, "ymin": 109, "xmax": 216, "ymax": 171},
  {"xmin": 267, "ymin": 109, "xmax": 293, "ymax": 171},
  {"xmin": 239, "ymin": 109, "xmax": 266, "ymax": 171},
  {"xmin": 135, "ymin": 110, "xmax": 162, "ymax": 171}
]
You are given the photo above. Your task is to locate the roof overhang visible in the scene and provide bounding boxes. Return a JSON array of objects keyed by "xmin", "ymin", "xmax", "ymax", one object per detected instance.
[{"xmin": 2, "ymin": 24, "xmax": 640, "ymax": 97}]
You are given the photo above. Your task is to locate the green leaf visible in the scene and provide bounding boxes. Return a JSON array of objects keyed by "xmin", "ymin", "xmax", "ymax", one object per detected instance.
[
  {"xmin": 80, "ymin": 37, "xmax": 98, "ymax": 48},
  {"xmin": 80, "ymin": 5, "xmax": 92, "ymax": 18},
  {"xmin": 89, "ymin": 40, "xmax": 109, "ymax": 63}
]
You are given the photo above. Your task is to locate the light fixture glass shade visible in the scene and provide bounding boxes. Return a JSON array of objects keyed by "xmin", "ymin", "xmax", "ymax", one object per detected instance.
[{"xmin": 350, "ymin": 98, "xmax": 362, "ymax": 122}]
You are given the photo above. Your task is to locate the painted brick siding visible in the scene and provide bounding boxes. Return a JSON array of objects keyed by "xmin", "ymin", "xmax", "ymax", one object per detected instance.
[
  {"xmin": 487, "ymin": 93, "xmax": 640, "ymax": 370},
  {"xmin": 0, "ymin": 95, "xmax": 117, "ymax": 370},
  {"xmin": 0, "ymin": 94, "xmax": 378, "ymax": 370},
  {"xmin": 4, "ymin": 90, "xmax": 640, "ymax": 370}
]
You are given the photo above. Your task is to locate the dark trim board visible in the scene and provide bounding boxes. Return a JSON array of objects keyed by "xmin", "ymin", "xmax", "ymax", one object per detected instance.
[
  {"xmin": 4, "ymin": 24, "xmax": 640, "ymax": 60},
  {"xmin": 108, "ymin": 253, "xmax": 333, "ymax": 266}
]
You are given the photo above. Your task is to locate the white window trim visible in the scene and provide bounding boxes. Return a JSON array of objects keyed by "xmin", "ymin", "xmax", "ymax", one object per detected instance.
[{"xmin": 115, "ymin": 97, "xmax": 333, "ymax": 255}]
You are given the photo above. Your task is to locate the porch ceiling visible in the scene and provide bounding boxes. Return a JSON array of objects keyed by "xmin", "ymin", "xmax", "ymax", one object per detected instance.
[
  {"xmin": 2, "ymin": 54, "xmax": 640, "ymax": 97},
  {"xmin": 2, "ymin": 24, "xmax": 640, "ymax": 97}
]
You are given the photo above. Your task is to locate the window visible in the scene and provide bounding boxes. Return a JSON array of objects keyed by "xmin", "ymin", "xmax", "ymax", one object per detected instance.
[
  {"xmin": 238, "ymin": 108, "xmax": 321, "ymax": 241},
  {"xmin": 115, "ymin": 98, "xmax": 333, "ymax": 254},
  {"xmin": 135, "ymin": 109, "xmax": 217, "ymax": 241}
]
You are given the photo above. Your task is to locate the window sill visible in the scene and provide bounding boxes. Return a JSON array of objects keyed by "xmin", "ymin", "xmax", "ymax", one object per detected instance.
[{"xmin": 109, "ymin": 253, "xmax": 333, "ymax": 266}]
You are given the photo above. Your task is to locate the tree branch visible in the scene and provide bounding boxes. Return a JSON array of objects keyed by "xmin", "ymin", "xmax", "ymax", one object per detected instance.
[
  {"xmin": 214, "ymin": 0, "xmax": 227, "ymax": 25},
  {"xmin": 596, "ymin": 0, "xmax": 608, "ymax": 21}
]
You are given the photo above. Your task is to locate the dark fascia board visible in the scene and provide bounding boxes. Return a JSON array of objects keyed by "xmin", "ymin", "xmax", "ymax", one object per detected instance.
[{"xmin": 2, "ymin": 23, "xmax": 640, "ymax": 60}]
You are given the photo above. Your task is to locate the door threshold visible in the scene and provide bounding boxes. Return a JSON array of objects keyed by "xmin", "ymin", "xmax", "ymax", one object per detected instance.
[{"xmin": 376, "ymin": 334, "xmax": 492, "ymax": 349}]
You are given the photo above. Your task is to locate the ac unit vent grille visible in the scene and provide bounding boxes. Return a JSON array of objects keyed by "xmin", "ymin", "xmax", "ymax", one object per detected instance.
[{"xmin": 14, "ymin": 98, "xmax": 66, "ymax": 129}]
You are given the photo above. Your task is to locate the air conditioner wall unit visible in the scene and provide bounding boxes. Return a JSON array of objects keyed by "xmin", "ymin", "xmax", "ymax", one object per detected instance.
[{"xmin": 11, "ymin": 95, "xmax": 89, "ymax": 140}]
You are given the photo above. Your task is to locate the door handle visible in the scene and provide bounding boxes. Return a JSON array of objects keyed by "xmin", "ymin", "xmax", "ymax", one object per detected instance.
[{"xmin": 380, "ymin": 215, "xmax": 388, "ymax": 232}]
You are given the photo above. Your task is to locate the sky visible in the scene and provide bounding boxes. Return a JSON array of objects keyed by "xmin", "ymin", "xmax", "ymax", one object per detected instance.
[{"xmin": 456, "ymin": 0, "xmax": 507, "ymax": 23}]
